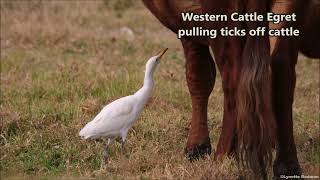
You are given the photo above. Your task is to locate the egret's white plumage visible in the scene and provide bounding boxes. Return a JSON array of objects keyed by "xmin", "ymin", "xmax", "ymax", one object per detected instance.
[
  {"xmin": 79, "ymin": 95, "xmax": 136, "ymax": 140},
  {"xmin": 79, "ymin": 48, "xmax": 167, "ymax": 162}
]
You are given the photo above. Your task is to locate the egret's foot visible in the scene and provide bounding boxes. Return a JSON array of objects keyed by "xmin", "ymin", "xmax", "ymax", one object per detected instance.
[
  {"xmin": 120, "ymin": 154, "xmax": 126, "ymax": 160},
  {"xmin": 273, "ymin": 158, "xmax": 302, "ymax": 180},
  {"xmin": 185, "ymin": 138, "xmax": 211, "ymax": 161},
  {"xmin": 119, "ymin": 152, "xmax": 125, "ymax": 160},
  {"xmin": 103, "ymin": 156, "xmax": 108, "ymax": 164},
  {"xmin": 120, "ymin": 152, "xmax": 125, "ymax": 160}
]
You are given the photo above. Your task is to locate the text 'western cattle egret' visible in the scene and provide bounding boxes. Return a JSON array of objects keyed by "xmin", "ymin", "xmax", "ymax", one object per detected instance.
[{"xmin": 79, "ymin": 48, "xmax": 168, "ymax": 163}]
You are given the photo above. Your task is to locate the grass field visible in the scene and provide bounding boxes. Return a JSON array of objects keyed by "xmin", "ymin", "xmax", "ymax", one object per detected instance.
[{"xmin": 1, "ymin": 1, "xmax": 319, "ymax": 179}]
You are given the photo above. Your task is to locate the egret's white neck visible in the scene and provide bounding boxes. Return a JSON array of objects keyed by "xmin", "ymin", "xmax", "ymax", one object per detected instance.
[
  {"xmin": 143, "ymin": 67, "xmax": 155, "ymax": 88},
  {"xmin": 134, "ymin": 62, "xmax": 156, "ymax": 100}
]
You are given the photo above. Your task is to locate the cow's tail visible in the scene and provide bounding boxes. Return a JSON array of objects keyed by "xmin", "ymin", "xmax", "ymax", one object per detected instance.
[{"xmin": 236, "ymin": 0, "xmax": 276, "ymax": 177}]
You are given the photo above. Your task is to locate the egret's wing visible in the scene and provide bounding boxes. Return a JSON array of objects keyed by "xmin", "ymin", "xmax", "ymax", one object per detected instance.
[
  {"xmin": 95, "ymin": 96, "xmax": 135, "ymax": 123},
  {"xmin": 79, "ymin": 95, "xmax": 136, "ymax": 139}
]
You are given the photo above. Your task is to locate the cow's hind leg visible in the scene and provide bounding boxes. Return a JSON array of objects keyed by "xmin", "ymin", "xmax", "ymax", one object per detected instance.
[
  {"xmin": 181, "ymin": 39, "xmax": 216, "ymax": 160},
  {"xmin": 271, "ymin": 39, "xmax": 302, "ymax": 179}
]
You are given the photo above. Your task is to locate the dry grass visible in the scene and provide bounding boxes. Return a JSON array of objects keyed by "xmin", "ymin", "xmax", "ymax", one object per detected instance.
[{"xmin": 0, "ymin": 0, "xmax": 319, "ymax": 179}]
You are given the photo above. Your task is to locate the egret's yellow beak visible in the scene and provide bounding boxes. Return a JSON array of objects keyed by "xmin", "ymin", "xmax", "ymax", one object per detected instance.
[{"xmin": 157, "ymin": 48, "xmax": 168, "ymax": 59}]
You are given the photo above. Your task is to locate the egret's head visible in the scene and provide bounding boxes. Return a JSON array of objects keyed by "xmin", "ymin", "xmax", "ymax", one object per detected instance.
[{"xmin": 145, "ymin": 48, "xmax": 168, "ymax": 72}]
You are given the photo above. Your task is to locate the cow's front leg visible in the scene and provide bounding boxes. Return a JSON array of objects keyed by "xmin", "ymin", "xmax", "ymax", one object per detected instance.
[{"xmin": 181, "ymin": 39, "xmax": 216, "ymax": 160}]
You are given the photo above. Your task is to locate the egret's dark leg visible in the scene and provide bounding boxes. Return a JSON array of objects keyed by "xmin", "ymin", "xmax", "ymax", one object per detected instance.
[
  {"xmin": 102, "ymin": 138, "xmax": 114, "ymax": 164},
  {"xmin": 120, "ymin": 132, "xmax": 128, "ymax": 159},
  {"xmin": 103, "ymin": 145, "xmax": 108, "ymax": 164},
  {"xmin": 121, "ymin": 141, "xmax": 125, "ymax": 159}
]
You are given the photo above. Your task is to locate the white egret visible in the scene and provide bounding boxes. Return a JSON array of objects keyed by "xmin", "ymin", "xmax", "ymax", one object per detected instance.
[{"xmin": 79, "ymin": 48, "xmax": 168, "ymax": 163}]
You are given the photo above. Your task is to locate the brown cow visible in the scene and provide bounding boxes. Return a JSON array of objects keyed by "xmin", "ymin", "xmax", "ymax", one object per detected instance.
[{"xmin": 143, "ymin": 0, "xmax": 320, "ymax": 179}]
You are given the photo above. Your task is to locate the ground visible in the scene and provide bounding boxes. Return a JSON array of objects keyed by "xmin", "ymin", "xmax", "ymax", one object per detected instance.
[{"xmin": 0, "ymin": 0, "xmax": 319, "ymax": 179}]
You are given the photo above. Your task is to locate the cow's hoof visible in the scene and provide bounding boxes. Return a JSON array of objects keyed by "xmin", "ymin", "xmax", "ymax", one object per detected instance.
[
  {"xmin": 273, "ymin": 159, "xmax": 302, "ymax": 180},
  {"xmin": 185, "ymin": 138, "xmax": 211, "ymax": 161}
]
